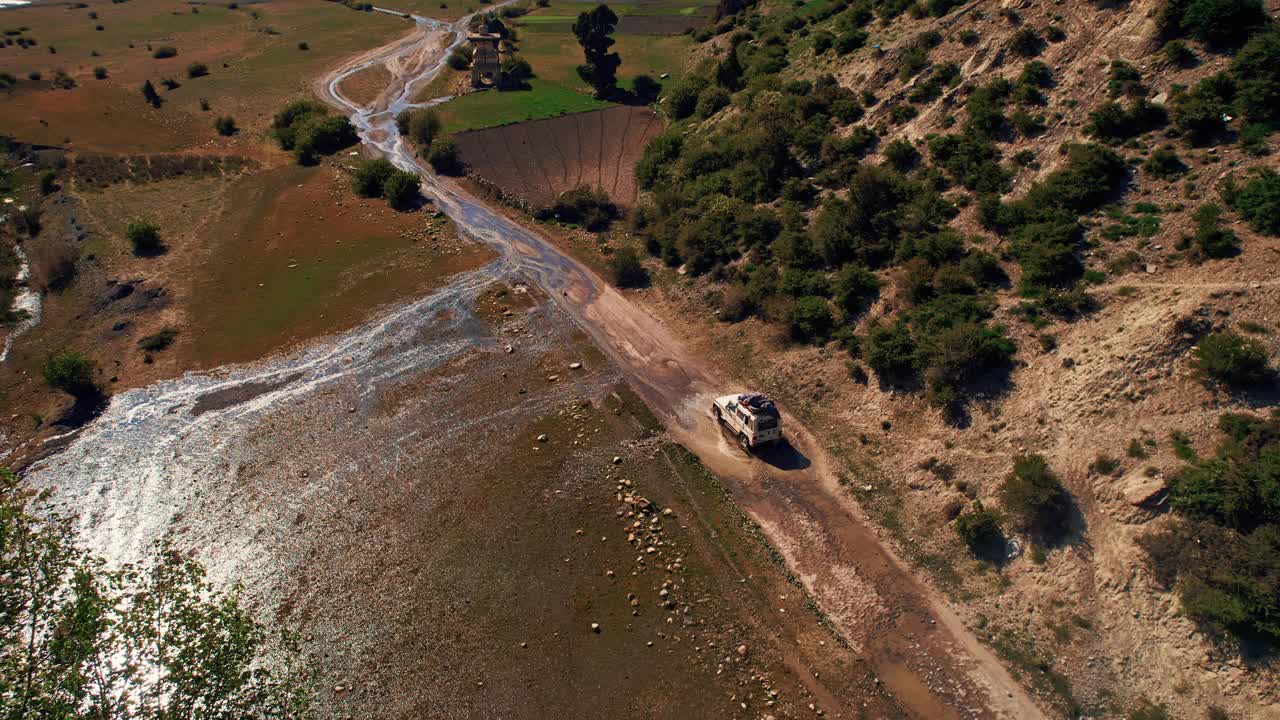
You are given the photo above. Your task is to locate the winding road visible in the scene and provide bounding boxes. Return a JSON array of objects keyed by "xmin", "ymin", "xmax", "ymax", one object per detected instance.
[{"xmin": 317, "ymin": 11, "xmax": 1047, "ymax": 720}]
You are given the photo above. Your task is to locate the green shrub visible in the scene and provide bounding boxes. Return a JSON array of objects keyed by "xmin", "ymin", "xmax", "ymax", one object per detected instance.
[
  {"xmin": 832, "ymin": 264, "xmax": 879, "ymax": 318},
  {"xmin": 152, "ymin": 45, "xmax": 177, "ymax": 58},
  {"xmin": 186, "ymin": 62, "xmax": 208, "ymax": 78},
  {"xmin": 41, "ymin": 351, "xmax": 97, "ymax": 396},
  {"xmin": 608, "ymin": 246, "xmax": 649, "ymax": 288},
  {"xmin": 1171, "ymin": 0, "xmax": 1267, "ymax": 47},
  {"xmin": 1084, "ymin": 99, "xmax": 1166, "ymax": 142},
  {"xmin": 125, "ymin": 218, "xmax": 162, "ymax": 255},
  {"xmin": 92, "ymin": 65, "xmax": 107, "ymax": 79},
  {"xmin": 427, "ymin": 136, "xmax": 463, "ymax": 175},
  {"xmin": 959, "ymin": 29, "xmax": 979, "ymax": 45},
  {"xmin": 1163, "ymin": 39, "xmax": 1196, "ymax": 67},
  {"xmin": 788, "ymin": 295, "xmax": 833, "ymax": 343},
  {"xmin": 138, "ymin": 328, "xmax": 177, "ymax": 352},
  {"xmin": 1192, "ymin": 331, "xmax": 1269, "ymax": 387},
  {"xmin": 1127, "ymin": 700, "xmax": 1172, "ymax": 720},
  {"xmin": 378, "ymin": 169, "xmax": 418, "ymax": 210},
  {"xmin": 1192, "ymin": 203, "xmax": 1239, "ymax": 258},
  {"xmin": 954, "ymin": 501, "xmax": 1004, "ymax": 556},
  {"xmin": 882, "ymin": 138, "xmax": 919, "ymax": 170},
  {"xmin": 447, "ymin": 46, "xmax": 470, "ymax": 70},
  {"xmin": 863, "ymin": 319, "xmax": 919, "ymax": 379},
  {"xmin": 537, "ymin": 186, "xmax": 619, "ymax": 231},
  {"xmin": 1169, "ymin": 75, "xmax": 1233, "ymax": 143},
  {"xmin": 1222, "ymin": 168, "xmax": 1280, "ymax": 235},
  {"xmin": 1107, "ymin": 60, "xmax": 1143, "ymax": 97},
  {"xmin": 213, "ymin": 116, "xmax": 237, "ymax": 136},
  {"xmin": 1007, "ymin": 27, "xmax": 1043, "ymax": 57},
  {"xmin": 352, "ymin": 157, "xmax": 395, "ymax": 197},
  {"xmin": 1231, "ymin": 28, "xmax": 1280, "ymax": 123},
  {"xmin": 696, "ymin": 86, "xmax": 731, "ymax": 118},
  {"xmin": 273, "ymin": 100, "xmax": 356, "ymax": 163},
  {"xmin": 1145, "ymin": 147, "xmax": 1186, "ymax": 179},
  {"xmin": 999, "ymin": 454, "xmax": 1071, "ymax": 542},
  {"xmin": 396, "ymin": 107, "xmax": 441, "ymax": 148},
  {"xmin": 1140, "ymin": 412, "xmax": 1280, "ymax": 647}
]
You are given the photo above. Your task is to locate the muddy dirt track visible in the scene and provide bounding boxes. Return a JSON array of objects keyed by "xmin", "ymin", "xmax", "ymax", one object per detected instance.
[{"xmin": 318, "ymin": 9, "xmax": 1047, "ymax": 720}]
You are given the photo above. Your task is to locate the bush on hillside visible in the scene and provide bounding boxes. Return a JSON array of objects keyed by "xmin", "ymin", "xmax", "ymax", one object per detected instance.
[
  {"xmin": 954, "ymin": 502, "xmax": 1005, "ymax": 557},
  {"xmin": 1231, "ymin": 28, "xmax": 1280, "ymax": 124},
  {"xmin": 1191, "ymin": 203, "xmax": 1239, "ymax": 258},
  {"xmin": 125, "ymin": 218, "xmax": 163, "ymax": 255},
  {"xmin": 1139, "ymin": 412, "xmax": 1280, "ymax": 647},
  {"xmin": 1007, "ymin": 26, "xmax": 1043, "ymax": 57},
  {"xmin": 863, "ymin": 319, "xmax": 919, "ymax": 379},
  {"xmin": 999, "ymin": 454, "xmax": 1071, "ymax": 543},
  {"xmin": 41, "ymin": 351, "xmax": 97, "ymax": 397},
  {"xmin": 882, "ymin": 138, "xmax": 919, "ymax": 170},
  {"xmin": 186, "ymin": 62, "xmax": 208, "ymax": 78},
  {"xmin": 1145, "ymin": 147, "xmax": 1186, "ymax": 179},
  {"xmin": 152, "ymin": 45, "xmax": 177, "ymax": 58},
  {"xmin": 1084, "ymin": 99, "xmax": 1166, "ymax": 142},
  {"xmin": 1169, "ymin": 75, "xmax": 1233, "ymax": 143},
  {"xmin": 608, "ymin": 246, "xmax": 649, "ymax": 288},
  {"xmin": 787, "ymin": 295, "xmax": 834, "ymax": 343},
  {"xmin": 1222, "ymin": 168, "xmax": 1280, "ymax": 236},
  {"xmin": 1192, "ymin": 331, "xmax": 1270, "ymax": 387},
  {"xmin": 1163, "ymin": 0, "xmax": 1268, "ymax": 47},
  {"xmin": 214, "ymin": 116, "xmax": 237, "ymax": 136}
]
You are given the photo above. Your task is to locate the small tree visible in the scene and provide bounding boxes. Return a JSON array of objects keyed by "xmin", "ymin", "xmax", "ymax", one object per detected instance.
[
  {"xmin": 352, "ymin": 157, "xmax": 395, "ymax": 197},
  {"xmin": 573, "ymin": 4, "xmax": 621, "ymax": 99},
  {"xmin": 126, "ymin": 218, "xmax": 163, "ymax": 255},
  {"xmin": 1193, "ymin": 331, "xmax": 1270, "ymax": 387},
  {"xmin": 382, "ymin": 169, "xmax": 420, "ymax": 210},
  {"xmin": 954, "ymin": 502, "xmax": 1005, "ymax": 557},
  {"xmin": 427, "ymin": 136, "xmax": 463, "ymax": 175},
  {"xmin": 608, "ymin": 246, "xmax": 649, "ymax": 288},
  {"xmin": 186, "ymin": 62, "xmax": 208, "ymax": 78},
  {"xmin": 41, "ymin": 351, "xmax": 97, "ymax": 397},
  {"xmin": 787, "ymin": 296, "xmax": 834, "ymax": 343},
  {"xmin": 999, "ymin": 454, "xmax": 1071, "ymax": 543},
  {"xmin": 213, "ymin": 116, "xmax": 238, "ymax": 136},
  {"xmin": 93, "ymin": 65, "xmax": 107, "ymax": 79}
]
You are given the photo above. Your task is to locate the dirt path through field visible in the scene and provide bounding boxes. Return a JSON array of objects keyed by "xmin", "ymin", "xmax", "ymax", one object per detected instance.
[{"xmin": 317, "ymin": 13, "xmax": 1047, "ymax": 720}]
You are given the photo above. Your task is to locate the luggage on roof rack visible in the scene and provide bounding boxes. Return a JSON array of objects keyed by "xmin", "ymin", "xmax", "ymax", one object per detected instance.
[{"xmin": 738, "ymin": 393, "xmax": 777, "ymax": 414}]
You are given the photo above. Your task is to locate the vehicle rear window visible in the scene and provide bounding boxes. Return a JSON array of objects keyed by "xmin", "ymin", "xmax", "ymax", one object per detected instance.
[{"xmin": 755, "ymin": 416, "xmax": 778, "ymax": 430}]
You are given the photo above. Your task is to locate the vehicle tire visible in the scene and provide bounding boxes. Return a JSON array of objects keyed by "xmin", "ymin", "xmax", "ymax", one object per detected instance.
[
  {"xmin": 738, "ymin": 432, "xmax": 750, "ymax": 451},
  {"xmin": 712, "ymin": 405, "xmax": 722, "ymax": 423}
]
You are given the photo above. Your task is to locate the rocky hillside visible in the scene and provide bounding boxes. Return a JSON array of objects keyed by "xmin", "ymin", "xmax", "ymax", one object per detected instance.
[{"xmin": 612, "ymin": 0, "xmax": 1280, "ymax": 716}]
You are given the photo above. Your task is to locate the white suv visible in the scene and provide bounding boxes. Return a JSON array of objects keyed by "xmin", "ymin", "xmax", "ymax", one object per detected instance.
[{"xmin": 712, "ymin": 393, "xmax": 782, "ymax": 450}]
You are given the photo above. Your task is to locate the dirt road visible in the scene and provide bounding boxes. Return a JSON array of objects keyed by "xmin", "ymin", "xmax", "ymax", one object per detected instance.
[{"xmin": 317, "ymin": 15, "xmax": 1047, "ymax": 720}]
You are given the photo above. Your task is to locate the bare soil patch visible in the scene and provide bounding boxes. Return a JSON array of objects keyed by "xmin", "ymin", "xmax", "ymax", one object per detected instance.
[
  {"xmin": 454, "ymin": 105, "xmax": 663, "ymax": 209},
  {"xmin": 336, "ymin": 62, "xmax": 392, "ymax": 108}
]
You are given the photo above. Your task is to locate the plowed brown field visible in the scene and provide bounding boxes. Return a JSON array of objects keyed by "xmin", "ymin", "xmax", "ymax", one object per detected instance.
[{"xmin": 453, "ymin": 105, "xmax": 663, "ymax": 208}]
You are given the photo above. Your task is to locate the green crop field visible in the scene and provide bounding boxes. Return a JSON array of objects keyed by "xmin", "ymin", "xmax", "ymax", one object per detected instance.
[{"xmin": 435, "ymin": 78, "xmax": 611, "ymax": 132}]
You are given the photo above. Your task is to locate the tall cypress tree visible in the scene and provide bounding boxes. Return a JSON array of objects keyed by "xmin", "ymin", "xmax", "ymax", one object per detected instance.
[{"xmin": 573, "ymin": 4, "xmax": 621, "ymax": 99}]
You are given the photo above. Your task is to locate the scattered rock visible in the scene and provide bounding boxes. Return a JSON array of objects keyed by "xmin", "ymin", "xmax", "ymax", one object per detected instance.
[
  {"xmin": 591, "ymin": 623, "xmax": 601, "ymax": 633},
  {"xmin": 569, "ymin": 362, "xmax": 582, "ymax": 369}
]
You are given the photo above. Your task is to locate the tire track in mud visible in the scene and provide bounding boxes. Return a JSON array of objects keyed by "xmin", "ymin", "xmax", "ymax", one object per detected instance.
[
  {"xmin": 526, "ymin": 117, "xmax": 569, "ymax": 192},
  {"xmin": 497, "ymin": 124, "xmax": 539, "ymax": 206},
  {"xmin": 608, "ymin": 107, "xmax": 634, "ymax": 200},
  {"xmin": 515, "ymin": 121, "xmax": 556, "ymax": 205},
  {"xmin": 571, "ymin": 112, "xmax": 586, "ymax": 189}
]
